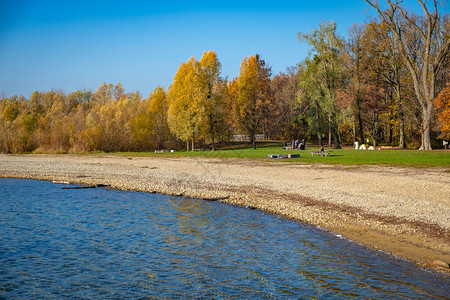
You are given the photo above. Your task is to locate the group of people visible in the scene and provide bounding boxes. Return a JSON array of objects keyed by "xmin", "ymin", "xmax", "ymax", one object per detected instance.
[
  {"xmin": 283, "ymin": 139, "xmax": 306, "ymax": 150},
  {"xmin": 295, "ymin": 139, "xmax": 306, "ymax": 150}
]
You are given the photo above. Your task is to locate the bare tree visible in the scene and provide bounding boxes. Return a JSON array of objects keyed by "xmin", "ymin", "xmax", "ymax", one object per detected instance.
[
  {"xmin": 365, "ymin": 0, "xmax": 449, "ymax": 149},
  {"xmin": 345, "ymin": 23, "xmax": 367, "ymax": 145}
]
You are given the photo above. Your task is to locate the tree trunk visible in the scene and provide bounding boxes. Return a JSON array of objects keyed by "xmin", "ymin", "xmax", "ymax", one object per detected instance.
[
  {"xmin": 209, "ymin": 112, "xmax": 215, "ymax": 151},
  {"xmin": 328, "ymin": 122, "xmax": 332, "ymax": 147},
  {"xmin": 252, "ymin": 134, "xmax": 256, "ymax": 150},
  {"xmin": 398, "ymin": 101, "xmax": 406, "ymax": 148},
  {"xmin": 373, "ymin": 114, "xmax": 378, "ymax": 148},
  {"xmin": 331, "ymin": 125, "xmax": 341, "ymax": 149},
  {"xmin": 158, "ymin": 119, "xmax": 165, "ymax": 149},
  {"xmin": 420, "ymin": 103, "xmax": 433, "ymax": 150},
  {"xmin": 317, "ymin": 133, "xmax": 323, "ymax": 147},
  {"xmin": 356, "ymin": 100, "xmax": 364, "ymax": 143},
  {"xmin": 352, "ymin": 119, "xmax": 356, "ymax": 144},
  {"xmin": 329, "ymin": 118, "xmax": 341, "ymax": 149},
  {"xmin": 395, "ymin": 78, "xmax": 406, "ymax": 149},
  {"xmin": 388, "ymin": 122, "xmax": 393, "ymax": 145},
  {"xmin": 186, "ymin": 141, "xmax": 189, "ymax": 152},
  {"xmin": 191, "ymin": 138, "xmax": 195, "ymax": 152}
]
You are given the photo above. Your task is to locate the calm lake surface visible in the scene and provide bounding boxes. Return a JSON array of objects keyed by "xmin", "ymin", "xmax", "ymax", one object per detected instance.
[{"xmin": 0, "ymin": 178, "xmax": 448, "ymax": 299}]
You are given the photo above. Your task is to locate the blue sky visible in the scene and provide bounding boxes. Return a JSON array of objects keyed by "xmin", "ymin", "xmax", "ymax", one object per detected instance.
[{"xmin": 0, "ymin": 0, "xmax": 437, "ymax": 98}]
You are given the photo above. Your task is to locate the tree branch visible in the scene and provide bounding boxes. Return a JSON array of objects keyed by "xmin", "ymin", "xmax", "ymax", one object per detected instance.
[
  {"xmin": 433, "ymin": 38, "xmax": 450, "ymax": 74},
  {"xmin": 388, "ymin": 0, "xmax": 427, "ymax": 40}
]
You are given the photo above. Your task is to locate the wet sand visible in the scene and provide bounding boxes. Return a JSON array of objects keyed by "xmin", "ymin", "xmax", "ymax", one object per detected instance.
[{"xmin": 1, "ymin": 154, "xmax": 449, "ymax": 272}]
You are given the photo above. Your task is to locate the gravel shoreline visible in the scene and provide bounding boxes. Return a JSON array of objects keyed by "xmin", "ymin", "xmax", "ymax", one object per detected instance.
[{"xmin": 1, "ymin": 154, "xmax": 449, "ymax": 271}]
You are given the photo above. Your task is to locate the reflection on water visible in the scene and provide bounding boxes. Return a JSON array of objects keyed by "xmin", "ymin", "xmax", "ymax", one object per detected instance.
[{"xmin": 0, "ymin": 178, "xmax": 448, "ymax": 299}]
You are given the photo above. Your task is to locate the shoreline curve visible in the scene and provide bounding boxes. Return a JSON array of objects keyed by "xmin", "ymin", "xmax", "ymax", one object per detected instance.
[{"xmin": 1, "ymin": 154, "xmax": 449, "ymax": 273}]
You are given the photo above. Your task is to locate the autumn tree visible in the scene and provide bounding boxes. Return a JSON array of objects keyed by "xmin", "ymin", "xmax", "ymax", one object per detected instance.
[
  {"xmin": 365, "ymin": 0, "xmax": 450, "ymax": 150},
  {"xmin": 343, "ymin": 23, "xmax": 368, "ymax": 144},
  {"xmin": 298, "ymin": 60, "xmax": 332, "ymax": 146},
  {"xmin": 9, "ymin": 112, "xmax": 36, "ymax": 152},
  {"xmin": 434, "ymin": 83, "xmax": 450, "ymax": 140},
  {"xmin": 93, "ymin": 82, "xmax": 115, "ymax": 103},
  {"xmin": 130, "ymin": 101, "xmax": 153, "ymax": 151},
  {"xmin": 83, "ymin": 108, "xmax": 103, "ymax": 151},
  {"xmin": 198, "ymin": 50, "xmax": 229, "ymax": 150},
  {"xmin": 0, "ymin": 82, "xmax": 167, "ymax": 153},
  {"xmin": 2, "ymin": 102, "xmax": 19, "ymax": 123},
  {"xmin": 270, "ymin": 67, "xmax": 303, "ymax": 140},
  {"xmin": 0, "ymin": 96, "xmax": 35, "ymax": 153},
  {"xmin": 299, "ymin": 21, "xmax": 345, "ymax": 149},
  {"xmin": 363, "ymin": 84, "xmax": 387, "ymax": 147},
  {"xmin": 361, "ymin": 20, "xmax": 410, "ymax": 147},
  {"xmin": 114, "ymin": 82, "xmax": 124, "ymax": 101},
  {"xmin": 168, "ymin": 57, "xmax": 205, "ymax": 151},
  {"xmin": 45, "ymin": 93, "xmax": 72, "ymax": 151},
  {"xmin": 78, "ymin": 84, "xmax": 143, "ymax": 152},
  {"xmin": 234, "ymin": 54, "xmax": 273, "ymax": 149},
  {"xmin": 227, "ymin": 78, "xmax": 239, "ymax": 133},
  {"xmin": 147, "ymin": 86, "xmax": 170, "ymax": 149},
  {"xmin": 168, "ymin": 51, "xmax": 231, "ymax": 151}
]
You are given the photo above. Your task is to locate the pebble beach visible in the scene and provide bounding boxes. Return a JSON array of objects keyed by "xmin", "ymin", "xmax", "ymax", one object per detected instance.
[{"xmin": 1, "ymin": 154, "xmax": 449, "ymax": 271}]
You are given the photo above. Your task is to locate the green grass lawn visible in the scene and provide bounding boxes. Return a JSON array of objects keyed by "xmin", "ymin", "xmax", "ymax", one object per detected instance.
[{"xmin": 112, "ymin": 143, "xmax": 450, "ymax": 168}]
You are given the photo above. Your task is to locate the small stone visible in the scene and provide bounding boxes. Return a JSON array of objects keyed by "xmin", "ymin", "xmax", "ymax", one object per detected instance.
[{"xmin": 432, "ymin": 260, "xmax": 450, "ymax": 269}]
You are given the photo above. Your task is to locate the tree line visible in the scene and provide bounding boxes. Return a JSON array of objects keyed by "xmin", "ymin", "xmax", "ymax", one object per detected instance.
[{"xmin": 1, "ymin": 0, "xmax": 449, "ymax": 153}]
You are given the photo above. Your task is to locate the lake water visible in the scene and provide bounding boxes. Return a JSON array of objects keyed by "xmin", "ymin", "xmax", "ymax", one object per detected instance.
[{"xmin": 0, "ymin": 178, "xmax": 448, "ymax": 299}]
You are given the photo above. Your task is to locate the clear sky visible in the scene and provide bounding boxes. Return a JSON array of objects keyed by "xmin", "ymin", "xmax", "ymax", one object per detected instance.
[{"xmin": 0, "ymin": 0, "xmax": 440, "ymax": 98}]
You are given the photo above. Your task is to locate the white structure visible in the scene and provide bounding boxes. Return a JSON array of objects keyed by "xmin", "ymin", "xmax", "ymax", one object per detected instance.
[{"xmin": 231, "ymin": 134, "xmax": 265, "ymax": 142}]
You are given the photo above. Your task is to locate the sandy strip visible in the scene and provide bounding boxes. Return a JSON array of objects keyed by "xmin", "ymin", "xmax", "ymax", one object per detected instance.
[{"xmin": 1, "ymin": 154, "xmax": 449, "ymax": 271}]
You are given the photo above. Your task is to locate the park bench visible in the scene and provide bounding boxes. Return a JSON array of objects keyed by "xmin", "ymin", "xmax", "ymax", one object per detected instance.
[
  {"xmin": 268, "ymin": 153, "xmax": 300, "ymax": 159},
  {"xmin": 310, "ymin": 150, "xmax": 332, "ymax": 157}
]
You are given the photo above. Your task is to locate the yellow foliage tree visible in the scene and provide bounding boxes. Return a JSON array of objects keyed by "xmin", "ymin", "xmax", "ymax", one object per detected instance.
[
  {"xmin": 235, "ymin": 55, "xmax": 272, "ymax": 149},
  {"xmin": 148, "ymin": 86, "xmax": 170, "ymax": 149},
  {"xmin": 3, "ymin": 104, "xmax": 19, "ymax": 123},
  {"xmin": 168, "ymin": 57, "xmax": 205, "ymax": 151},
  {"xmin": 130, "ymin": 109, "xmax": 153, "ymax": 150},
  {"xmin": 199, "ymin": 50, "xmax": 229, "ymax": 150}
]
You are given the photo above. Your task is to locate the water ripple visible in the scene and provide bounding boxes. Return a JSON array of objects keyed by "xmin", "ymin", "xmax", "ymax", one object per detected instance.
[{"xmin": 0, "ymin": 178, "xmax": 448, "ymax": 299}]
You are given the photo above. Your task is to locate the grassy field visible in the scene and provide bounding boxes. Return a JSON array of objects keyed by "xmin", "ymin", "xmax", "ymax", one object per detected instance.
[{"xmin": 112, "ymin": 143, "xmax": 450, "ymax": 168}]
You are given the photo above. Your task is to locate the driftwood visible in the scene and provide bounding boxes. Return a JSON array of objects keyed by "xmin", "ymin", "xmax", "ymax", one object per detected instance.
[
  {"xmin": 95, "ymin": 184, "xmax": 110, "ymax": 188},
  {"xmin": 63, "ymin": 186, "xmax": 96, "ymax": 189},
  {"xmin": 201, "ymin": 196, "xmax": 230, "ymax": 201},
  {"xmin": 62, "ymin": 184, "xmax": 110, "ymax": 190}
]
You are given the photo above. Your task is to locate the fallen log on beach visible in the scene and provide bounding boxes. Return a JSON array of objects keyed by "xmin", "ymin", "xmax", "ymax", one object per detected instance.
[
  {"xmin": 95, "ymin": 184, "xmax": 110, "ymax": 188},
  {"xmin": 62, "ymin": 184, "xmax": 111, "ymax": 190},
  {"xmin": 201, "ymin": 196, "xmax": 230, "ymax": 201},
  {"xmin": 63, "ymin": 185, "xmax": 96, "ymax": 189}
]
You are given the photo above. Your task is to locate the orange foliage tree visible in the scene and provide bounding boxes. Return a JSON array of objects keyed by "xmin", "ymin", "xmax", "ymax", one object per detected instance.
[{"xmin": 434, "ymin": 84, "xmax": 450, "ymax": 140}]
